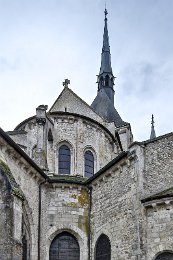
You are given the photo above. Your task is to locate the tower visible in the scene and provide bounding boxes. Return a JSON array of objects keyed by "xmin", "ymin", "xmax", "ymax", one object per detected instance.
[
  {"xmin": 97, "ymin": 8, "xmax": 115, "ymax": 104},
  {"xmin": 91, "ymin": 8, "xmax": 127, "ymax": 128}
]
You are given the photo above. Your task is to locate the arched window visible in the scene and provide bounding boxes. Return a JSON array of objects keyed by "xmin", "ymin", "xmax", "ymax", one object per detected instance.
[
  {"xmin": 155, "ymin": 252, "xmax": 173, "ymax": 260},
  {"xmin": 58, "ymin": 145, "xmax": 71, "ymax": 174},
  {"xmin": 84, "ymin": 150, "xmax": 94, "ymax": 178},
  {"xmin": 105, "ymin": 75, "xmax": 109, "ymax": 86},
  {"xmin": 95, "ymin": 234, "xmax": 111, "ymax": 260},
  {"xmin": 49, "ymin": 232, "xmax": 80, "ymax": 260},
  {"xmin": 48, "ymin": 128, "xmax": 53, "ymax": 142}
]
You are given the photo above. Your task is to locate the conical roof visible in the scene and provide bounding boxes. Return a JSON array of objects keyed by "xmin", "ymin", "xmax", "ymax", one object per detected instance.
[
  {"xmin": 99, "ymin": 8, "xmax": 112, "ymax": 74},
  {"xmin": 91, "ymin": 89, "xmax": 127, "ymax": 127}
]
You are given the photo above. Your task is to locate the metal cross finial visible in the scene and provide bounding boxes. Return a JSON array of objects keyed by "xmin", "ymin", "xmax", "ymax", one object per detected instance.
[
  {"xmin": 63, "ymin": 79, "xmax": 70, "ymax": 88},
  {"xmin": 104, "ymin": 7, "xmax": 108, "ymax": 19},
  {"xmin": 151, "ymin": 114, "xmax": 154, "ymax": 126},
  {"xmin": 150, "ymin": 114, "xmax": 156, "ymax": 140}
]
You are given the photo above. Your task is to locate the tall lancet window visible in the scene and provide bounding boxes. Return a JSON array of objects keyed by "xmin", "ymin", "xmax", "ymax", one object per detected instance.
[
  {"xmin": 84, "ymin": 150, "xmax": 94, "ymax": 178},
  {"xmin": 58, "ymin": 145, "xmax": 71, "ymax": 174}
]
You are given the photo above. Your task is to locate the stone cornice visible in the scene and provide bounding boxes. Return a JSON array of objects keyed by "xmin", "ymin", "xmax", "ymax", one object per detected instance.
[{"xmin": 142, "ymin": 197, "xmax": 173, "ymax": 210}]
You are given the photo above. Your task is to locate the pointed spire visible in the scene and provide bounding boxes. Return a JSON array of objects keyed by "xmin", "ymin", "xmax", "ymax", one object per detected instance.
[
  {"xmin": 150, "ymin": 114, "xmax": 156, "ymax": 140},
  {"xmin": 91, "ymin": 8, "xmax": 126, "ymax": 126},
  {"xmin": 100, "ymin": 8, "xmax": 112, "ymax": 74},
  {"xmin": 97, "ymin": 8, "xmax": 115, "ymax": 104}
]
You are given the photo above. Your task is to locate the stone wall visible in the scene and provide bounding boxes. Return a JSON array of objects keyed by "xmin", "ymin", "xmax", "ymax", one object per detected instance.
[
  {"xmin": 144, "ymin": 201, "xmax": 173, "ymax": 260},
  {"xmin": 0, "ymin": 162, "xmax": 24, "ymax": 260},
  {"xmin": 10, "ymin": 118, "xmax": 38, "ymax": 157},
  {"xmin": 9, "ymin": 116, "xmax": 54, "ymax": 170},
  {"xmin": 118, "ymin": 125, "xmax": 133, "ymax": 151},
  {"xmin": 49, "ymin": 114, "xmax": 118, "ymax": 176},
  {"xmin": 41, "ymin": 183, "xmax": 89, "ymax": 260},
  {"xmin": 144, "ymin": 133, "xmax": 173, "ymax": 195},
  {"xmin": 0, "ymin": 136, "xmax": 45, "ymax": 260},
  {"xmin": 90, "ymin": 155, "xmax": 143, "ymax": 260},
  {"xmin": 9, "ymin": 114, "xmax": 119, "ymax": 176},
  {"xmin": 0, "ymin": 167, "xmax": 14, "ymax": 260}
]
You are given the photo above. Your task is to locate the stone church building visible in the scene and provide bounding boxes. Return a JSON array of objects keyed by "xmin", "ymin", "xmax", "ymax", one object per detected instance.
[{"xmin": 1, "ymin": 9, "xmax": 173, "ymax": 260}]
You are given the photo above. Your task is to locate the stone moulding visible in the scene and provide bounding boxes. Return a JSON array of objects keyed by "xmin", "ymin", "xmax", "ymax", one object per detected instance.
[{"xmin": 142, "ymin": 197, "xmax": 173, "ymax": 209}]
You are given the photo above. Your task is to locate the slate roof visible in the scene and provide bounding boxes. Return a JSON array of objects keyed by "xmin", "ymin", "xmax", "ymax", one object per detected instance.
[
  {"xmin": 142, "ymin": 186, "xmax": 173, "ymax": 203},
  {"xmin": 129, "ymin": 132, "xmax": 173, "ymax": 148},
  {"xmin": 91, "ymin": 88, "xmax": 128, "ymax": 127}
]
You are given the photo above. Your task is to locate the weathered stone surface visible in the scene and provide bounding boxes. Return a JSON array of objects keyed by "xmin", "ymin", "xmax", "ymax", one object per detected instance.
[{"xmin": 1, "ymin": 85, "xmax": 173, "ymax": 260}]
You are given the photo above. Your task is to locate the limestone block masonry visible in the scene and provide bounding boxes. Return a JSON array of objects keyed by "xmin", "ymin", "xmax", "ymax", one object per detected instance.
[
  {"xmin": 41, "ymin": 184, "xmax": 89, "ymax": 260},
  {"xmin": 2, "ymin": 8, "xmax": 173, "ymax": 260},
  {"xmin": 90, "ymin": 155, "xmax": 143, "ymax": 260}
]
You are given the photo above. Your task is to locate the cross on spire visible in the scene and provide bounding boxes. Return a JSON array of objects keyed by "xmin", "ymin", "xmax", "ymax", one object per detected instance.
[
  {"xmin": 151, "ymin": 114, "xmax": 154, "ymax": 127},
  {"xmin": 63, "ymin": 79, "xmax": 70, "ymax": 88},
  {"xmin": 150, "ymin": 114, "xmax": 156, "ymax": 140},
  {"xmin": 104, "ymin": 8, "xmax": 108, "ymax": 19},
  {"xmin": 97, "ymin": 7, "xmax": 115, "ymax": 104}
]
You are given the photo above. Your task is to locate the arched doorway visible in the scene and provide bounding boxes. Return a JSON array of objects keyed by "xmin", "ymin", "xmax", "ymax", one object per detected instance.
[
  {"xmin": 95, "ymin": 234, "xmax": 111, "ymax": 260},
  {"xmin": 155, "ymin": 252, "xmax": 173, "ymax": 260},
  {"xmin": 49, "ymin": 232, "xmax": 80, "ymax": 260}
]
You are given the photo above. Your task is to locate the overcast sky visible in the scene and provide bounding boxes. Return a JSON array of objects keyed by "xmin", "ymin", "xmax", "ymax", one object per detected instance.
[{"xmin": 0, "ymin": 0, "xmax": 173, "ymax": 141}]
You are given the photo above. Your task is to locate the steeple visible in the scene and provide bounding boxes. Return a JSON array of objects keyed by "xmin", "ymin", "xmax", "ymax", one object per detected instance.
[
  {"xmin": 150, "ymin": 114, "xmax": 156, "ymax": 140},
  {"xmin": 91, "ymin": 8, "xmax": 126, "ymax": 127},
  {"xmin": 97, "ymin": 8, "xmax": 115, "ymax": 104}
]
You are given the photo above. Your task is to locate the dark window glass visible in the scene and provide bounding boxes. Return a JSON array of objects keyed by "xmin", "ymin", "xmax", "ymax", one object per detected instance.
[
  {"xmin": 49, "ymin": 232, "xmax": 80, "ymax": 260},
  {"xmin": 155, "ymin": 252, "xmax": 173, "ymax": 260},
  {"xmin": 84, "ymin": 150, "xmax": 94, "ymax": 178},
  {"xmin": 95, "ymin": 234, "xmax": 111, "ymax": 260},
  {"xmin": 22, "ymin": 235, "xmax": 27, "ymax": 260},
  {"xmin": 48, "ymin": 128, "xmax": 53, "ymax": 141},
  {"xmin": 59, "ymin": 145, "xmax": 71, "ymax": 174}
]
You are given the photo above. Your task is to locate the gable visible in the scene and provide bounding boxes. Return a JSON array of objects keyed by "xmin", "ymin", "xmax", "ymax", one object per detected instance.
[{"xmin": 49, "ymin": 87, "xmax": 105, "ymax": 124}]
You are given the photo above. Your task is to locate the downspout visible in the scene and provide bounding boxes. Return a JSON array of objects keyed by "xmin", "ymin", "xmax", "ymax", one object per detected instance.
[
  {"xmin": 88, "ymin": 186, "xmax": 92, "ymax": 260},
  {"xmin": 38, "ymin": 179, "xmax": 47, "ymax": 260}
]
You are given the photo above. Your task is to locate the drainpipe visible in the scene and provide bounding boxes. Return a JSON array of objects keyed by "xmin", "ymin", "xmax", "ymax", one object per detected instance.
[
  {"xmin": 38, "ymin": 179, "xmax": 47, "ymax": 260},
  {"xmin": 88, "ymin": 186, "xmax": 92, "ymax": 260}
]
